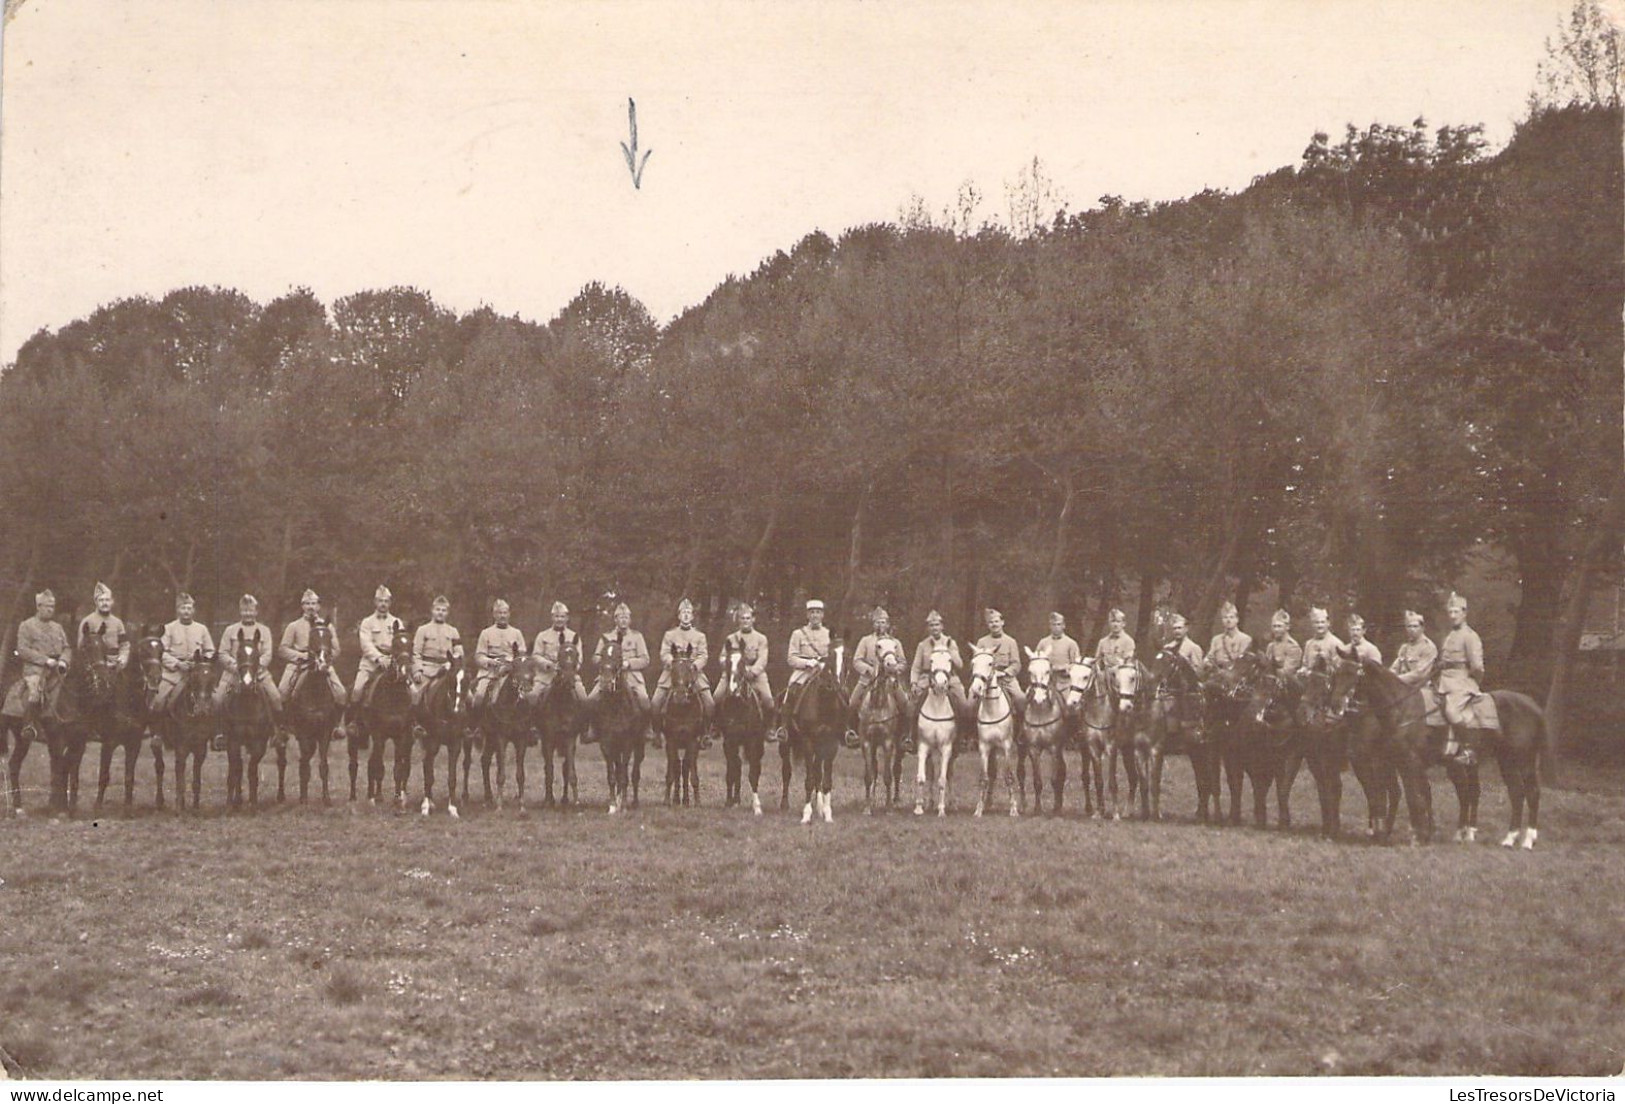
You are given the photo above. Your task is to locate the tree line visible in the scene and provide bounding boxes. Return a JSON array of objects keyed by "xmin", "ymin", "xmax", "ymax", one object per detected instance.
[{"xmin": 1, "ymin": 100, "xmax": 1619, "ymax": 757}]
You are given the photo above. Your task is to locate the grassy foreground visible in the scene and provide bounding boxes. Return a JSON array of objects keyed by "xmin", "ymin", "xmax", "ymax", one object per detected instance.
[{"xmin": 1, "ymin": 741, "xmax": 1622, "ymax": 1079}]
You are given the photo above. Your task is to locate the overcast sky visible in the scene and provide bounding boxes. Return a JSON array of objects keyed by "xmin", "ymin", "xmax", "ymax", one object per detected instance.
[{"xmin": 0, "ymin": 0, "xmax": 1574, "ymax": 364}]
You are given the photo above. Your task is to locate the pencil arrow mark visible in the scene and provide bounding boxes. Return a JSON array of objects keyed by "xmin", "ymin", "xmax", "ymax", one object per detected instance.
[{"xmin": 620, "ymin": 98, "xmax": 653, "ymax": 189}]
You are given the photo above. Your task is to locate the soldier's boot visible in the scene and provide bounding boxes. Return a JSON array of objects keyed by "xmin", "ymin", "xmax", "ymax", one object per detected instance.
[
  {"xmin": 902, "ymin": 713, "xmax": 918, "ymax": 756},
  {"xmin": 650, "ymin": 712, "xmax": 664, "ymax": 751},
  {"xmin": 1453, "ymin": 727, "xmax": 1480, "ymax": 767},
  {"xmin": 1442, "ymin": 723, "xmax": 1460, "ymax": 762}
]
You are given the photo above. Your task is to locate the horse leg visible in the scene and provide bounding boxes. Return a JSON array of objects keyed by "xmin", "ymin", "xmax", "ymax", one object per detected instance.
[
  {"xmin": 274, "ymin": 737, "xmax": 287, "ymax": 803},
  {"xmin": 1522, "ymin": 754, "xmax": 1541, "ymax": 849},
  {"xmin": 513, "ymin": 740, "xmax": 528, "ymax": 813},
  {"xmin": 1396, "ymin": 752, "xmax": 1432, "ymax": 845},
  {"xmin": 724, "ymin": 734, "xmax": 740, "ymax": 807},
  {"xmin": 347, "ymin": 733, "xmax": 360, "ymax": 801},
  {"xmin": 1276, "ymin": 742, "xmax": 1302, "ymax": 831},
  {"xmin": 780, "ymin": 740, "xmax": 793, "ymax": 810},
  {"xmin": 151, "ymin": 737, "xmax": 166, "ymax": 810},
  {"xmin": 248, "ymin": 742, "xmax": 265, "ymax": 808},
  {"xmin": 973, "ymin": 741, "xmax": 989, "ymax": 818},
  {"xmin": 863, "ymin": 737, "xmax": 876, "ymax": 815},
  {"xmin": 914, "ymin": 740, "xmax": 928, "ymax": 815},
  {"xmin": 541, "ymin": 738, "xmax": 556, "ymax": 807},
  {"xmin": 1004, "ymin": 740, "xmax": 1019, "ymax": 817},
  {"xmin": 1015, "ymin": 742, "xmax": 1029, "ymax": 814},
  {"xmin": 1150, "ymin": 746, "xmax": 1165, "ymax": 822},
  {"xmin": 747, "ymin": 735, "xmax": 763, "ymax": 815}
]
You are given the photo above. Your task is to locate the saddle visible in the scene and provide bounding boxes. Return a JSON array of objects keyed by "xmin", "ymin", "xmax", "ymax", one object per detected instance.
[{"xmin": 1423, "ymin": 685, "xmax": 1500, "ymax": 731}]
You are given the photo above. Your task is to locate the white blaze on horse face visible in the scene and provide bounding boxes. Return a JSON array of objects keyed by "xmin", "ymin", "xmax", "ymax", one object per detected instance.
[
  {"xmin": 1027, "ymin": 657, "xmax": 1051, "ymax": 704},
  {"xmin": 1112, "ymin": 661, "xmax": 1138, "ymax": 709}
]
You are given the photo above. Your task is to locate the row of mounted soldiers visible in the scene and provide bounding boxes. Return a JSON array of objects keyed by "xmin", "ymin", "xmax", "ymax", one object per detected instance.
[{"xmin": 3, "ymin": 582, "xmax": 1497, "ymax": 764}]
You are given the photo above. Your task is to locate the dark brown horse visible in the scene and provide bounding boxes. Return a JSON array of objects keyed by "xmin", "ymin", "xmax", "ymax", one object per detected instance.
[
  {"xmin": 660, "ymin": 643, "xmax": 706, "ymax": 807},
  {"xmin": 593, "ymin": 638, "xmax": 646, "ymax": 814},
  {"xmin": 470, "ymin": 644, "xmax": 539, "ymax": 811},
  {"xmin": 535, "ymin": 642, "xmax": 586, "ymax": 807},
  {"xmin": 717, "ymin": 639, "xmax": 769, "ymax": 814},
  {"xmin": 857, "ymin": 649, "xmax": 908, "ymax": 814},
  {"xmin": 155, "ymin": 646, "xmax": 217, "ymax": 812},
  {"xmin": 220, "ymin": 635, "xmax": 276, "ymax": 809},
  {"xmin": 1142, "ymin": 648, "xmax": 1210, "ymax": 822},
  {"xmin": 353, "ymin": 625, "xmax": 415, "ymax": 806},
  {"xmin": 786, "ymin": 636, "xmax": 849, "ymax": 824},
  {"xmin": 90, "ymin": 624, "xmax": 163, "ymax": 810},
  {"xmin": 1328, "ymin": 657, "xmax": 1547, "ymax": 848},
  {"xmin": 1283, "ymin": 656, "xmax": 1352, "ymax": 837},
  {"xmin": 279, "ymin": 619, "xmax": 344, "ymax": 804},
  {"xmin": 3, "ymin": 631, "xmax": 91, "ymax": 815},
  {"xmin": 416, "ymin": 657, "xmax": 468, "ymax": 817}
]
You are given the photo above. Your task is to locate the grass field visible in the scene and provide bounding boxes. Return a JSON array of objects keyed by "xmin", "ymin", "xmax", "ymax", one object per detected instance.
[{"xmin": 1, "ymin": 739, "xmax": 1622, "ymax": 1080}]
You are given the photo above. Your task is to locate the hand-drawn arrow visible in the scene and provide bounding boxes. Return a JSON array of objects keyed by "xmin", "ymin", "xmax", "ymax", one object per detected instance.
[{"xmin": 620, "ymin": 98, "xmax": 653, "ymax": 189}]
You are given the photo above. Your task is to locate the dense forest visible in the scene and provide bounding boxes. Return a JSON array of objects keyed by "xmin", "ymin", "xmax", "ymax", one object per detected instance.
[{"xmin": 1, "ymin": 86, "xmax": 1620, "ymax": 752}]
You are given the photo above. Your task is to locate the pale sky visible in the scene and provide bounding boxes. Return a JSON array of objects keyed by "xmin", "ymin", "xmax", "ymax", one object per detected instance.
[{"xmin": 0, "ymin": 0, "xmax": 1572, "ymax": 364}]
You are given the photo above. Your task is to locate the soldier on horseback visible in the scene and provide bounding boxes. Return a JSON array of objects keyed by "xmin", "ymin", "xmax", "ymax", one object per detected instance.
[
  {"xmin": 1390, "ymin": 610, "xmax": 1437, "ymax": 687},
  {"xmin": 1262, "ymin": 609, "xmax": 1302, "ymax": 674},
  {"xmin": 652, "ymin": 598, "xmax": 713, "ymax": 749},
  {"xmin": 411, "ymin": 595, "xmax": 464, "ymax": 706},
  {"xmin": 469, "ymin": 599, "xmax": 527, "ymax": 727},
  {"xmin": 215, "ymin": 595, "xmax": 281, "ymax": 714},
  {"xmin": 278, "ymin": 589, "xmax": 347, "ymax": 710},
  {"xmin": 1344, "ymin": 614, "xmax": 1382, "ymax": 664},
  {"xmin": 78, "ymin": 582, "xmax": 130, "ymax": 670},
  {"xmin": 1438, "ymin": 592, "xmax": 1495, "ymax": 766},
  {"xmin": 974, "ymin": 608, "xmax": 1026, "ymax": 731},
  {"xmin": 1034, "ymin": 612, "xmax": 1082, "ymax": 692},
  {"xmin": 1296, "ymin": 607, "xmax": 1344, "ymax": 683},
  {"xmin": 353, "ymin": 585, "xmax": 404, "ymax": 710},
  {"xmin": 1, "ymin": 589, "xmax": 71, "ymax": 739},
  {"xmin": 1205, "ymin": 601, "xmax": 1252, "ymax": 673},
  {"xmin": 774, "ymin": 598, "xmax": 830, "ymax": 743},
  {"xmin": 1095, "ymin": 608, "xmax": 1136, "ymax": 667},
  {"xmin": 586, "ymin": 601, "xmax": 652, "ymax": 737},
  {"xmin": 152, "ymin": 592, "xmax": 215, "ymax": 716},
  {"xmin": 713, "ymin": 602, "xmax": 773, "ymax": 719},
  {"xmin": 850, "ymin": 607, "xmax": 909, "ymax": 748},
  {"xmin": 909, "ymin": 609, "xmax": 967, "ymax": 753},
  {"xmin": 524, "ymin": 601, "xmax": 589, "ymax": 707},
  {"xmin": 1160, "ymin": 613, "xmax": 1205, "ymax": 667}
]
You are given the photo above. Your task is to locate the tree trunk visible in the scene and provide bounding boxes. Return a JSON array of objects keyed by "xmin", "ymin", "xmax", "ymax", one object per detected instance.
[
  {"xmin": 1507, "ymin": 526, "xmax": 1566, "ymax": 689},
  {"xmin": 273, "ymin": 516, "xmax": 295, "ymax": 629},
  {"xmin": 1191, "ymin": 520, "xmax": 1247, "ymax": 643},
  {"xmin": 1042, "ymin": 480, "xmax": 1076, "ymax": 615},
  {"xmin": 1088, "ymin": 509, "xmax": 1119, "ymax": 644},
  {"xmin": 1233, "ymin": 570, "xmax": 1257, "ymax": 633},
  {"xmin": 740, "ymin": 499, "xmax": 782, "ymax": 603},
  {"xmin": 1275, "ymin": 558, "xmax": 1300, "ymax": 617},
  {"xmin": 1543, "ymin": 474, "xmax": 1625, "ymax": 784},
  {"xmin": 0, "ymin": 537, "xmax": 43, "ymax": 685},
  {"xmin": 1134, "ymin": 571, "xmax": 1157, "ymax": 645},
  {"xmin": 837, "ymin": 487, "xmax": 869, "ymax": 621},
  {"xmin": 680, "ymin": 513, "xmax": 705, "ymax": 602}
]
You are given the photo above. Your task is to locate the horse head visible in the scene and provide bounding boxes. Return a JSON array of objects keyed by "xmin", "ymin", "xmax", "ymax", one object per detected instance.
[
  {"xmin": 723, "ymin": 638, "xmax": 745, "ymax": 695},
  {"xmin": 310, "ymin": 622, "xmax": 335, "ymax": 674},
  {"xmin": 137, "ymin": 628, "xmax": 166, "ymax": 695},
  {"xmin": 1109, "ymin": 659, "xmax": 1141, "ymax": 715},
  {"xmin": 1247, "ymin": 668, "xmax": 1289, "ymax": 726},
  {"xmin": 235, "ymin": 637, "xmax": 263, "ymax": 698},
  {"xmin": 598, "ymin": 639, "xmax": 625, "ymax": 691},
  {"xmin": 967, "ymin": 649, "xmax": 999, "ymax": 700},
  {"xmin": 1025, "ymin": 651, "xmax": 1052, "ymax": 707},
  {"xmin": 877, "ymin": 642, "xmax": 904, "ymax": 688},
  {"xmin": 1062, "ymin": 658, "xmax": 1096, "ymax": 711},
  {"xmin": 389, "ymin": 624, "xmax": 415, "ymax": 680},
  {"xmin": 926, "ymin": 649, "xmax": 953, "ymax": 694}
]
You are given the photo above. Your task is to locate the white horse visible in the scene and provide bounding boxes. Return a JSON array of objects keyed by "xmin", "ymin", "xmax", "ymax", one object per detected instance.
[
  {"xmin": 914, "ymin": 650, "xmax": 958, "ymax": 816},
  {"xmin": 968, "ymin": 649, "xmax": 1019, "ymax": 818},
  {"xmin": 1018, "ymin": 652, "xmax": 1067, "ymax": 814}
]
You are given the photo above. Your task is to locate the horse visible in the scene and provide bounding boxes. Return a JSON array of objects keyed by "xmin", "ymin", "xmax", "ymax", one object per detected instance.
[
  {"xmin": 716, "ymin": 638, "xmax": 767, "ymax": 815},
  {"xmin": 1101, "ymin": 659, "xmax": 1147, "ymax": 821},
  {"xmin": 155, "ymin": 645, "xmax": 217, "ymax": 812},
  {"xmin": 592, "ymin": 638, "xmax": 646, "ymax": 814},
  {"xmin": 89, "ymin": 624, "xmax": 160, "ymax": 811},
  {"xmin": 660, "ymin": 643, "xmax": 706, "ymax": 807},
  {"xmin": 470, "ymin": 644, "xmax": 540, "ymax": 811},
  {"xmin": 913, "ymin": 650, "xmax": 959, "ymax": 817},
  {"xmin": 857, "ymin": 649, "xmax": 908, "ymax": 814},
  {"xmin": 1016, "ymin": 654, "xmax": 1067, "ymax": 815},
  {"xmin": 220, "ymin": 635, "xmax": 276, "ymax": 809},
  {"xmin": 353, "ymin": 625, "xmax": 415, "ymax": 807},
  {"xmin": 278, "ymin": 619, "xmax": 344, "ymax": 804},
  {"xmin": 1328, "ymin": 657, "xmax": 1547, "ymax": 848},
  {"xmin": 1142, "ymin": 647, "xmax": 1210, "ymax": 822},
  {"xmin": 3, "ymin": 628, "xmax": 93, "ymax": 815},
  {"xmin": 1061, "ymin": 658, "xmax": 1112, "ymax": 819},
  {"xmin": 786, "ymin": 636, "xmax": 849, "ymax": 824},
  {"xmin": 1233, "ymin": 657, "xmax": 1300, "ymax": 828},
  {"xmin": 1199, "ymin": 657, "xmax": 1253, "ymax": 825},
  {"xmin": 535, "ymin": 643, "xmax": 586, "ymax": 807},
  {"xmin": 1286, "ymin": 654, "xmax": 1356, "ymax": 837},
  {"xmin": 415, "ymin": 656, "xmax": 468, "ymax": 817},
  {"xmin": 967, "ymin": 649, "xmax": 1019, "ymax": 818}
]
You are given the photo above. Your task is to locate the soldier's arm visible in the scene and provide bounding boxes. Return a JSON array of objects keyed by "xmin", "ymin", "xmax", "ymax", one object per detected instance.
[
  {"xmin": 361, "ymin": 624, "xmax": 384, "ymax": 662},
  {"xmin": 626, "ymin": 636, "xmax": 649, "ymax": 671},
  {"xmin": 694, "ymin": 635, "xmax": 709, "ymax": 669},
  {"xmin": 1466, "ymin": 633, "xmax": 1485, "ymax": 680},
  {"xmin": 748, "ymin": 636, "xmax": 768, "ymax": 675},
  {"xmin": 16, "ymin": 623, "xmax": 49, "ymax": 666},
  {"xmin": 412, "ymin": 626, "xmax": 429, "ymax": 663},
  {"xmin": 787, "ymin": 630, "xmax": 810, "ymax": 670},
  {"xmin": 277, "ymin": 623, "xmax": 302, "ymax": 664}
]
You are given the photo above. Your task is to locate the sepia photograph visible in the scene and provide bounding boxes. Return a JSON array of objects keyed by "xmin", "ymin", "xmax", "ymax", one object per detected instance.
[{"xmin": 0, "ymin": 0, "xmax": 1621, "ymax": 1085}]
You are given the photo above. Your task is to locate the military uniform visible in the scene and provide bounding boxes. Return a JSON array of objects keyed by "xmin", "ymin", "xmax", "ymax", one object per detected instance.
[
  {"xmin": 786, "ymin": 624, "xmax": 831, "ymax": 687},
  {"xmin": 850, "ymin": 632, "xmax": 907, "ymax": 713},
  {"xmin": 653, "ymin": 625, "xmax": 713, "ymax": 716},
  {"xmin": 1298, "ymin": 632, "xmax": 1347, "ymax": 676},
  {"xmin": 411, "ymin": 620, "xmax": 464, "ymax": 705},
  {"xmin": 1438, "ymin": 625, "xmax": 1495, "ymax": 729},
  {"xmin": 1262, "ymin": 634, "xmax": 1302, "ymax": 675},
  {"xmin": 1162, "ymin": 637, "xmax": 1205, "ymax": 668},
  {"xmin": 973, "ymin": 632, "xmax": 1026, "ymax": 711},
  {"xmin": 910, "ymin": 634, "xmax": 967, "ymax": 698},
  {"xmin": 278, "ymin": 616, "xmax": 347, "ymax": 706},
  {"xmin": 1205, "ymin": 629, "xmax": 1253, "ymax": 671},
  {"xmin": 353, "ymin": 611, "xmax": 405, "ymax": 704},
  {"xmin": 1346, "ymin": 638, "xmax": 1382, "ymax": 665},
  {"xmin": 1, "ymin": 616, "xmax": 71, "ymax": 719},
  {"xmin": 524, "ymin": 626, "xmax": 588, "ymax": 705},
  {"xmin": 1034, "ymin": 633, "xmax": 1082, "ymax": 689},
  {"xmin": 153, "ymin": 618, "xmax": 215, "ymax": 711},
  {"xmin": 78, "ymin": 611, "xmax": 130, "ymax": 668},
  {"xmin": 471, "ymin": 624, "xmax": 528, "ymax": 709},
  {"xmin": 715, "ymin": 629, "xmax": 773, "ymax": 714},
  {"xmin": 1095, "ymin": 631, "xmax": 1137, "ymax": 667},
  {"xmin": 215, "ymin": 622, "xmax": 280, "ymax": 710},
  {"xmin": 588, "ymin": 628, "xmax": 652, "ymax": 710},
  {"xmin": 1391, "ymin": 636, "xmax": 1438, "ymax": 687}
]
